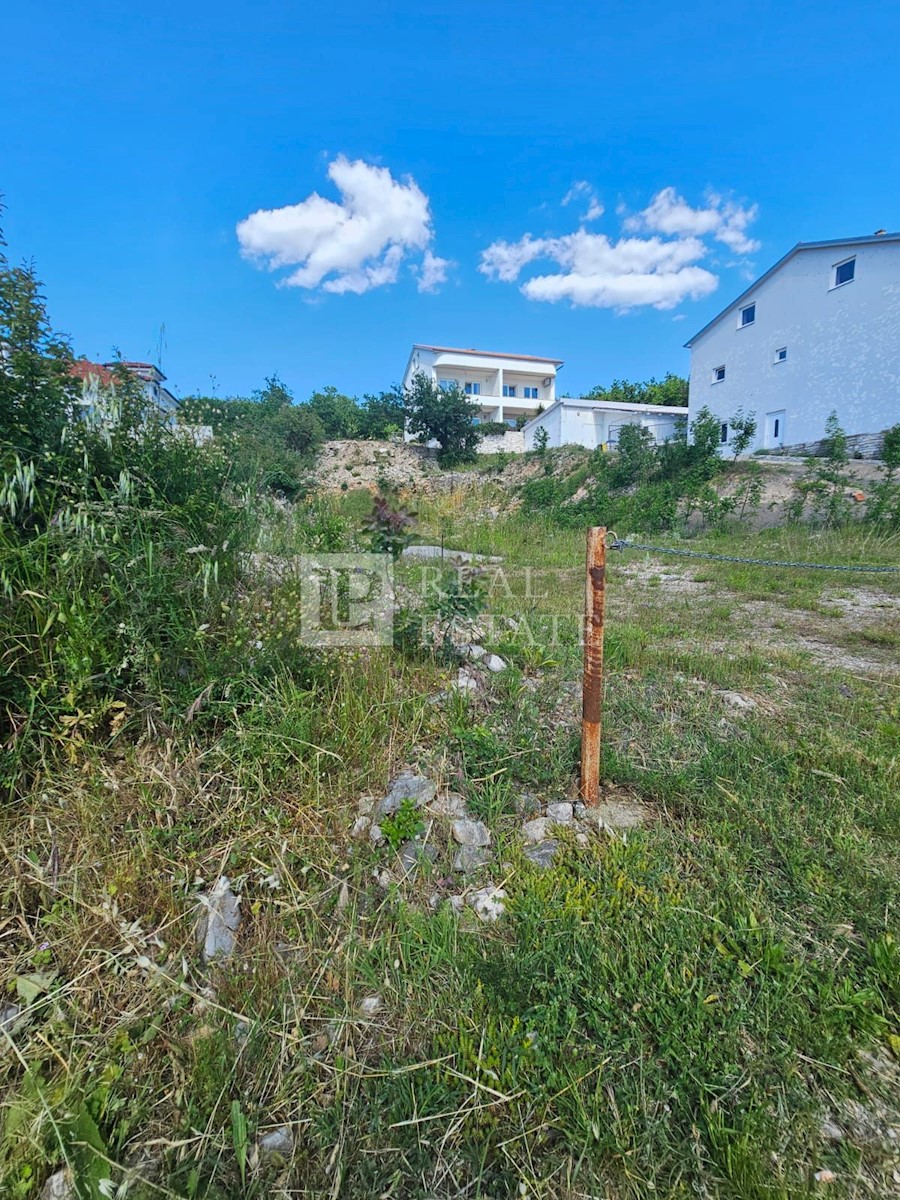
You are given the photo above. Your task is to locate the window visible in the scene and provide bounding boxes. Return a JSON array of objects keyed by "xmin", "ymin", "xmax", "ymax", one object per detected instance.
[
  {"xmin": 740, "ymin": 303, "xmax": 756, "ymax": 327},
  {"xmin": 713, "ymin": 366, "xmax": 726, "ymax": 383},
  {"xmin": 775, "ymin": 347, "xmax": 787, "ymax": 363},
  {"xmin": 833, "ymin": 257, "xmax": 855, "ymax": 287},
  {"xmin": 719, "ymin": 422, "xmax": 729, "ymax": 444},
  {"xmin": 438, "ymin": 378, "xmax": 457, "ymax": 392},
  {"xmin": 502, "ymin": 384, "xmax": 517, "ymax": 398},
  {"xmin": 773, "ymin": 417, "xmax": 780, "ymax": 439},
  {"xmin": 464, "ymin": 382, "xmax": 481, "ymax": 395},
  {"xmin": 523, "ymin": 386, "xmax": 539, "ymax": 400}
]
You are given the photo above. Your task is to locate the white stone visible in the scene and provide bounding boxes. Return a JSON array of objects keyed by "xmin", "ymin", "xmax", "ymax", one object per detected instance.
[
  {"xmin": 469, "ymin": 886, "xmax": 507, "ymax": 922},
  {"xmin": 376, "ymin": 771, "xmax": 437, "ymax": 818},
  {"xmin": 521, "ymin": 817, "xmax": 552, "ymax": 843},
  {"xmin": 453, "ymin": 846, "xmax": 492, "ymax": 873},
  {"xmin": 427, "ymin": 792, "xmax": 469, "ymax": 818},
  {"xmin": 369, "ymin": 823, "xmax": 386, "ymax": 846},
  {"xmin": 257, "ymin": 1126, "xmax": 293, "ymax": 1160},
  {"xmin": 455, "ymin": 669, "xmax": 480, "ymax": 693},
  {"xmin": 41, "ymin": 1170, "xmax": 74, "ymax": 1200},
  {"xmin": 451, "ymin": 819, "xmax": 491, "ymax": 847},
  {"xmin": 351, "ymin": 816, "xmax": 371, "ymax": 839},
  {"xmin": 196, "ymin": 876, "xmax": 241, "ymax": 963},
  {"xmin": 485, "ymin": 654, "xmax": 507, "ymax": 673},
  {"xmin": 359, "ymin": 995, "xmax": 383, "ymax": 1016},
  {"xmin": 546, "ymin": 802, "xmax": 574, "ymax": 825}
]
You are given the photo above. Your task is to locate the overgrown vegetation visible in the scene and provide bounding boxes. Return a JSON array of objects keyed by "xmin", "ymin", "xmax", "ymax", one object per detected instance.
[
  {"xmin": 3, "ymin": 227, "xmax": 899, "ymax": 1200},
  {"xmin": 583, "ymin": 372, "xmax": 689, "ymax": 407}
]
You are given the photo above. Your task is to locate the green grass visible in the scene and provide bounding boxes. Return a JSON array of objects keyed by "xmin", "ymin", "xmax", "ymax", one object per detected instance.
[{"xmin": 2, "ymin": 498, "xmax": 899, "ymax": 1199}]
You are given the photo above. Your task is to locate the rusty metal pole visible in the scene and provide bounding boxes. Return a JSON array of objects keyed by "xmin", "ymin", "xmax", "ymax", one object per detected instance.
[{"xmin": 580, "ymin": 527, "xmax": 606, "ymax": 806}]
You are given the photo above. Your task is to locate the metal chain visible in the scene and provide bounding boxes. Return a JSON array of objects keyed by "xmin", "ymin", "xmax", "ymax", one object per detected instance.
[{"xmin": 609, "ymin": 539, "xmax": 900, "ymax": 574}]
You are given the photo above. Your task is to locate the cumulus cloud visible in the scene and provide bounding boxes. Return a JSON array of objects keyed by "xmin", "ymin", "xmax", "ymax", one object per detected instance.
[
  {"xmin": 480, "ymin": 230, "xmax": 718, "ymax": 310},
  {"xmin": 416, "ymin": 250, "xmax": 453, "ymax": 293},
  {"xmin": 624, "ymin": 187, "xmax": 760, "ymax": 255},
  {"xmin": 236, "ymin": 156, "xmax": 449, "ymax": 295},
  {"xmin": 479, "ymin": 185, "xmax": 760, "ymax": 310},
  {"xmin": 562, "ymin": 180, "xmax": 604, "ymax": 222}
]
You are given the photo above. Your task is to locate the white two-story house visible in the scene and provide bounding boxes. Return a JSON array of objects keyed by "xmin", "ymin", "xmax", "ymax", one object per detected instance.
[
  {"xmin": 685, "ymin": 232, "xmax": 900, "ymax": 454},
  {"xmin": 402, "ymin": 344, "xmax": 563, "ymax": 427}
]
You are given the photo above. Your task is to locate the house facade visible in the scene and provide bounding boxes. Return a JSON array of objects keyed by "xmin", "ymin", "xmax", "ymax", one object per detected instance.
[
  {"xmin": 70, "ymin": 359, "xmax": 178, "ymax": 417},
  {"xmin": 402, "ymin": 344, "xmax": 563, "ymax": 427},
  {"xmin": 685, "ymin": 233, "xmax": 900, "ymax": 454},
  {"xmin": 522, "ymin": 398, "xmax": 687, "ymax": 451}
]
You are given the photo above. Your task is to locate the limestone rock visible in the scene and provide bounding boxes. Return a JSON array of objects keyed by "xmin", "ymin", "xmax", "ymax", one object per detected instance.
[
  {"xmin": 427, "ymin": 791, "xmax": 469, "ymax": 818},
  {"xmin": 376, "ymin": 771, "xmax": 437, "ymax": 818},
  {"xmin": 257, "ymin": 1126, "xmax": 294, "ymax": 1162},
  {"xmin": 521, "ymin": 817, "xmax": 552, "ymax": 843},
  {"xmin": 546, "ymin": 801, "xmax": 574, "ymax": 825},
  {"xmin": 397, "ymin": 840, "xmax": 438, "ymax": 878},
  {"xmin": 524, "ymin": 840, "xmax": 558, "ymax": 869},
  {"xmin": 369, "ymin": 823, "xmax": 386, "ymax": 847},
  {"xmin": 453, "ymin": 846, "xmax": 492, "ymax": 873},
  {"xmin": 350, "ymin": 816, "xmax": 371, "ymax": 839},
  {"xmin": 196, "ymin": 876, "xmax": 241, "ymax": 964},
  {"xmin": 359, "ymin": 995, "xmax": 383, "ymax": 1016},
  {"xmin": 469, "ymin": 886, "xmax": 507, "ymax": 921},
  {"xmin": 451, "ymin": 819, "xmax": 491, "ymax": 847},
  {"xmin": 485, "ymin": 654, "xmax": 507, "ymax": 673},
  {"xmin": 454, "ymin": 669, "xmax": 480, "ymax": 694},
  {"xmin": 41, "ymin": 1170, "xmax": 74, "ymax": 1200}
]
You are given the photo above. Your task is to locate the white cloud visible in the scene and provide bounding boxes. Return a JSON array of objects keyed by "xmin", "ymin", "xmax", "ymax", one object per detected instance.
[
  {"xmin": 480, "ymin": 230, "xmax": 718, "ymax": 310},
  {"xmin": 480, "ymin": 185, "xmax": 760, "ymax": 310},
  {"xmin": 416, "ymin": 250, "xmax": 452, "ymax": 293},
  {"xmin": 624, "ymin": 187, "xmax": 760, "ymax": 255},
  {"xmin": 236, "ymin": 156, "xmax": 449, "ymax": 295},
  {"xmin": 562, "ymin": 180, "xmax": 604, "ymax": 222}
]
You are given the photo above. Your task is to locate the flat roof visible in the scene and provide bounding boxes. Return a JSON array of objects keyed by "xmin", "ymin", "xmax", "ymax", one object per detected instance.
[
  {"xmin": 684, "ymin": 232, "xmax": 900, "ymax": 348},
  {"xmin": 413, "ymin": 343, "xmax": 564, "ymax": 366}
]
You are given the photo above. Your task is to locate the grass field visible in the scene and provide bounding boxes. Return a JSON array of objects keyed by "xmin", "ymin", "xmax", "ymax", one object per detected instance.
[{"xmin": 2, "ymin": 491, "xmax": 899, "ymax": 1199}]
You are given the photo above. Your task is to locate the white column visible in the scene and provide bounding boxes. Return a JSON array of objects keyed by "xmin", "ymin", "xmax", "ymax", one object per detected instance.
[{"xmin": 497, "ymin": 368, "xmax": 504, "ymax": 425}]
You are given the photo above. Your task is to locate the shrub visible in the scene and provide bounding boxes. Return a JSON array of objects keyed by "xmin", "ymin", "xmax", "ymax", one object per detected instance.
[{"xmin": 403, "ymin": 373, "xmax": 481, "ymax": 467}]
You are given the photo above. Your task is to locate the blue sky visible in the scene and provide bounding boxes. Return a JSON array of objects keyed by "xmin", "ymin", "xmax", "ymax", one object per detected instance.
[{"xmin": 2, "ymin": 0, "xmax": 899, "ymax": 401}]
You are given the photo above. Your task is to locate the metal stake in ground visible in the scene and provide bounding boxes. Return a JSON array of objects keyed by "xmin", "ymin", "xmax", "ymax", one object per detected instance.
[{"xmin": 580, "ymin": 526, "xmax": 606, "ymax": 806}]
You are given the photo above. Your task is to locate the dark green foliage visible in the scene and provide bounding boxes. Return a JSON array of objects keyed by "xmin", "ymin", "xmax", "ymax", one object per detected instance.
[
  {"xmin": 403, "ymin": 373, "xmax": 481, "ymax": 466},
  {"xmin": 357, "ymin": 388, "xmax": 406, "ymax": 440},
  {"xmin": 584, "ymin": 372, "xmax": 688, "ymax": 407},
  {"xmin": 307, "ymin": 385, "xmax": 360, "ymax": 439},
  {"xmin": 522, "ymin": 407, "xmax": 728, "ymax": 533},
  {"xmin": 533, "ymin": 426, "xmax": 549, "ymax": 455},
  {"xmin": 477, "ymin": 420, "xmax": 509, "ymax": 436}
]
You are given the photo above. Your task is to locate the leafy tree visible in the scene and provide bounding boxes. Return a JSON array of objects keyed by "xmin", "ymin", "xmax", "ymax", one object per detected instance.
[
  {"xmin": 585, "ymin": 374, "xmax": 689, "ymax": 407},
  {"xmin": 253, "ymin": 373, "xmax": 294, "ymax": 411},
  {"xmin": 727, "ymin": 408, "xmax": 758, "ymax": 462},
  {"xmin": 533, "ymin": 427, "xmax": 550, "ymax": 455},
  {"xmin": 610, "ymin": 424, "xmax": 656, "ymax": 488},
  {"xmin": 358, "ymin": 388, "xmax": 406, "ymax": 440},
  {"xmin": 0, "ymin": 230, "xmax": 78, "ymax": 470},
  {"xmin": 403, "ymin": 373, "xmax": 481, "ymax": 467},
  {"xmin": 308, "ymin": 386, "xmax": 360, "ymax": 439}
]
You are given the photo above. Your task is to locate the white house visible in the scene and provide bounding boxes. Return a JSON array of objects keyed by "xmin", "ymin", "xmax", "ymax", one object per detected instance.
[
  {"xmin": 71, "ymin": 359, "xmax": 179, "ymax": 418},
  {"xmin": 402, "ymin": 344, "xmax": 563, "ymax": 427},
  {"xmin": 685, "ymin": 232, "xmax": 900, "ymax": 455},
  {"xmin": 522, "ymin": 398, "xmax": 688, "ymax": 451}
]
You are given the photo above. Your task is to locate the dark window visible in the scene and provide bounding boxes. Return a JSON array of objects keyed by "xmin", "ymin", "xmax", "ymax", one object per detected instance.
[
  {"xmin": 713, "ymin": 366, "xmax": 726, "ymax": 383},
  {"xmin": 834, "ymin": 258, "xmax": 855, "ymax": 286},
  {"xmin": 720, "ymin": 422, "xmax": 728, "ymax": 444},
  {"xmin": 438, "ymin": 378, "xmax": 456, "ymax": 392},
  {"xmin": 776, "ymin": 347, "xmax": 787, "ymax": 362},
  {"xmin": 502, "ymin": 385, "xmax": 516, "ymax": 398},
  {"xmin": 740, "ymin": 303, "xmax": 755, "ymax": 326},
  {"xmin": 464, "ymin": 382, "xmax": 481, "ymax": 395},
  {"xmin": 774, "ymin": 418, "xmax": 780, "ymax": 438}
]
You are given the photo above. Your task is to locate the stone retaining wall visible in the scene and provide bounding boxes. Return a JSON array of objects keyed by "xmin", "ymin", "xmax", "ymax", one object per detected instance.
[{"xmin": 771, "ymin": 430, "xmax": 887, "ymax": 460}]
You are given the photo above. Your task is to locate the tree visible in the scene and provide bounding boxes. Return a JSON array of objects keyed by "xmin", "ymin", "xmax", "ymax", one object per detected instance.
[
  {"xmin": 358, "ymin": 388, "xmax": 407, "ymax": 440},
  {"xmin": 307, "ymin": 386, "xmax": 360, "ymax": 439},
  {"xmin": 0, "ymin": 231, "xmax": 78, "ymax": 468},
  {"xmin": 403, "ymin": 373, "xmax": 481, "ymax": 467},
  {"xmin": 585, "ymin": 374, "xmax": 689, "ymax": 407},
  {"xmin": 727, "ymin": 408, "xmax": 758, "ymax": 462}
]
